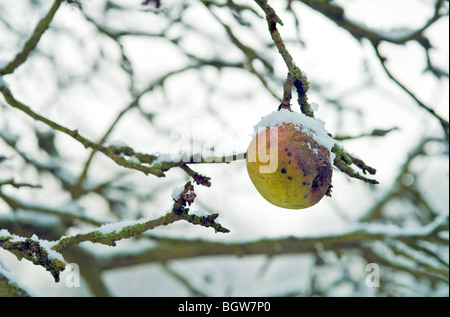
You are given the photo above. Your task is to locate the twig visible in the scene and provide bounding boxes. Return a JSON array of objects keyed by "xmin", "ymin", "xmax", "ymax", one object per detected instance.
[
  {"xmin": 297, "ymin": 0, "xmax": 449, "ymax": 141},
  {"xmin": 334, "ymin": 127, "xmax": 399, "ymax": 141},
  {"xmin": 52, "ymin": 182, "xmax": 228, "ymax": 253},
  {"xmin": 96, "ymin": 216, "xmax": 449, "ymax": 280},
  {"xmin": 0, "ymin": 181, "xmax": 229, "ymax": 283},
  {"xmin": 0, "ymin": 0, "xmax": 62, "ymax": 75},
  {"xmin": 0, "ymin": 189, "xmax": 102, "ymax": 227},
  {"xmin": 255, "ymin": 0, "xmax": 314, "ymax": 116},
  {"xmin": 0, "ymin": 231, "xmax": 66, "ymax": 282},
  {"xmin": 0, "ymin": 179, "xmax": 42, "ymax": 189},
  {"xmin": 372, "ymin": 44, "xmax": 449, "ymax": 142}
]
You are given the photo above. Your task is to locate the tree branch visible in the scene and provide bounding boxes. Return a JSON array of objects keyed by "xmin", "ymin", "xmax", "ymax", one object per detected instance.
[
  {"xmin": 95, "ymin": 215, "xmax": 448, "ymax": 285},
  {"xmin": 0, "ymin": 0, "xmax": 62, "ymax": 75},
  {"xmin": 255, "ymin": 0, "xmax": 314, "ymax": 116},
  {"xmin": 0, "ymin": 266, "xmax": 33, "ymax": 297}
]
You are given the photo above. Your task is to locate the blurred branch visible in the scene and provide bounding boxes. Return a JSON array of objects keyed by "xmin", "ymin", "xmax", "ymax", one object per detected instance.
[
  {"xmin": 0, "ymin": 0, "xmax": 62, "ymax": 75},
  {"xmin": 360, "ymin": 137, "xmax": 445, "ymax": 222},
  {"xmin": 0, "ymin": 189, "xmax": 102, "ymax": 227},
  {"xmin": 0, "ymin": 179, "xmax": 42, "ymax": 189},
  {"xmin": 97, "ymin": 215, "xmax": 448, "ymax": 285},
  {"xmin": 61, "ymin": 246, "xmax": 112, "ymax": 297},
  {"xmin": 0, "ymin": 212, "xmax": 66, "ymax": 241},
  {"xmin": 297, "ymin": 0, "xmax": 448, "ymax": 47},
  {"xmin": 297, "ymin": 0, "xmax": 449, "ymax": 141},
  {"xmin": 142, "ymin": 0, "xmax": 161, "ymax": 9},
  {"xmin": 162, "ymin": 263, "xmax": 209, "ymax": 297},
  {"xmin": 72, "ymin": 62, "xmax": 242, "ymax": 195},
  {"xmin": 0, "ymin": 266, "xmax": 32, "ymax": 297},
  {"xmin": 334, "ymin": 127, "xmax": 399, "ymax": 141},
  {"xmin": 0, "ymin": 82, "xmax": 243, "ymax": 184},
  {"xmin": 202, "ymin": 1, "xmax": 281, "ymax": 101},
  {"xmin": 0, "ymin": 128, "xmax": 76, "ymax": 192},
  {"xmin": 372, "ymin": 44, "xmax": 449, "ymax": 142}
]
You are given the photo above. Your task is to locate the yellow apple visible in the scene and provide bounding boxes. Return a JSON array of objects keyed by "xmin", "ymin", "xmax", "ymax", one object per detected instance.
[{"xmin": 246, "ymin": 122, "xmax": 332, "ymax": 209}]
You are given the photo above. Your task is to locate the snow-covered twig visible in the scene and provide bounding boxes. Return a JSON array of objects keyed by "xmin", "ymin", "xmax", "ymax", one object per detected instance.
[
  {"xmin": 0, "ymin": 265, "xmax": 34, "ymax": 297},
  {"xmin": 97, "ymin": 213, "xmax": 448, "ymax": 278},
  {"xmin": 0, "ymin": 229, "xmax": 65, "ymax": 282},
  {"xmin": 1, "ymin": 181, "xmax": 228, "ymax": 283}
]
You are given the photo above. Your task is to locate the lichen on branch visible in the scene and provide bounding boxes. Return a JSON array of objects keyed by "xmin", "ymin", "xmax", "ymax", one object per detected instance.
[
  {"xmin": 0, "ymin": 180, "xmax": 229, "ymax": 283},
  {"xmin": 0, "ymin": 231, "xmax": 66, "ymax": 282}
]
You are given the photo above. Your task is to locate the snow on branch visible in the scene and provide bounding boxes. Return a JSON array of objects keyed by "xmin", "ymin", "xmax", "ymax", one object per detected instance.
[
  {"xmin": 52, "ymin": 181, "xmax": 228, "ymax": 252},
  {"xmin": 0, "ymin": 229, "xmax": 65, "ymax": 282},
  {"xmin": 0, "ymin": 181, "xmax": 228, "ymax": 282},
  {"xmin": 98, "ymin": 213, "xmax": 449, "ymax": 283},
  {"xmin": 0, "ymin": 265, "xmax": 34, "ymax": 297}
]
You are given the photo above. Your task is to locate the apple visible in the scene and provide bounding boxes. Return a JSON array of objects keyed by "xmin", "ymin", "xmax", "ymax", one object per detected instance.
[{"xmin": 246, "ymin": 122, "xmax": 332, "ymax": 209}]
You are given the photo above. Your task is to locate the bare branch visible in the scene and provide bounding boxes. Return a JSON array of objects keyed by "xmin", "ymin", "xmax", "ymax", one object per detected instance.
[{"xmin": 0, "ymin": 0, "xmax": 62, "ymax": 75}]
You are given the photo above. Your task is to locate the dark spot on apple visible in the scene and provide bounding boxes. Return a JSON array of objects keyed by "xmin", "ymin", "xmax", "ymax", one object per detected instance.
[
  {"xmin": 287, "ymin": 152, "xmax": 292, "ymax": 157},
  {"xmin": 312, "ymin": 164, "xmax": 331, "ymax": 190},
  {"xmin": 287, "ymin": 176, "xmax": 292, "ymax": 180},
  {"xmin": 281, "ymin": 168, "xmax": 286, "ymax": 174},
  {"xmin": 311, "ymin": 176, "xmax": 321, "ymax": 189}
]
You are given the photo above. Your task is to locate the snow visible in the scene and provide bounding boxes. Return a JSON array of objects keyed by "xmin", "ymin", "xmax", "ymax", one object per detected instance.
[
  {"xmin": 252, "ymin": 109, "xmax": 336, "ymax": 161},
  {"xmin": 0, "ymin": 228, "xmax": 12, "ymax": 238},
  {"xmin": 0, "ymin": 229, "xmax": 64, "ymax": 262},
  {"xmin": 438, "ymin": 231, "xmax": 449, "ymax": 240},
  {"xmin": 362, "ymin": 211, "xmax": 449, "ymax": 237},
  {"xmin": 189, "ymin": 209, "xmax": 210, "ymax": 217},
  {"xmin": 94, "ymin": 217, "xmax": 150, "ymax": 234},
  {"xmin": 379, "ymin": 27, "xmax": 416, "ymax": 41},
  {"xmin": 73, "ymin": 211, "xmax": 171, "ymax": 237},
  {"xmin": 151, "ymin": 151, "xmax": 189, "ymax": 164},
  {"xmin": 119, "ymin": 152, "xmax": 141, "ymax": 164},
  {"xmin": 171, "ymin": 185, "xmax": 185, "ymax": 201},
  {"xmin": 10, "ymin": 235, "xmax": 27, "ymax": 243},
  {"xmin": 0, "ymin": 264, "xmax": 38, "ymax": 296},
  {"xmin": 29, "ymin": 234, "xmax": 64, "ymax": 262},
  {"xmin": 104, "ymin": 139, "xmax": 128, "ymax": 147},
  {"xmin": 0, "ymin": 127, "xmax": 19, "ymax": 144},
  {"xmin": 0, "ymin": 75, "xmax": 9, "ymax": 88},
  {"xmin": 128, "ymin": 155, "xmax": 141, "ymax": 164}
]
